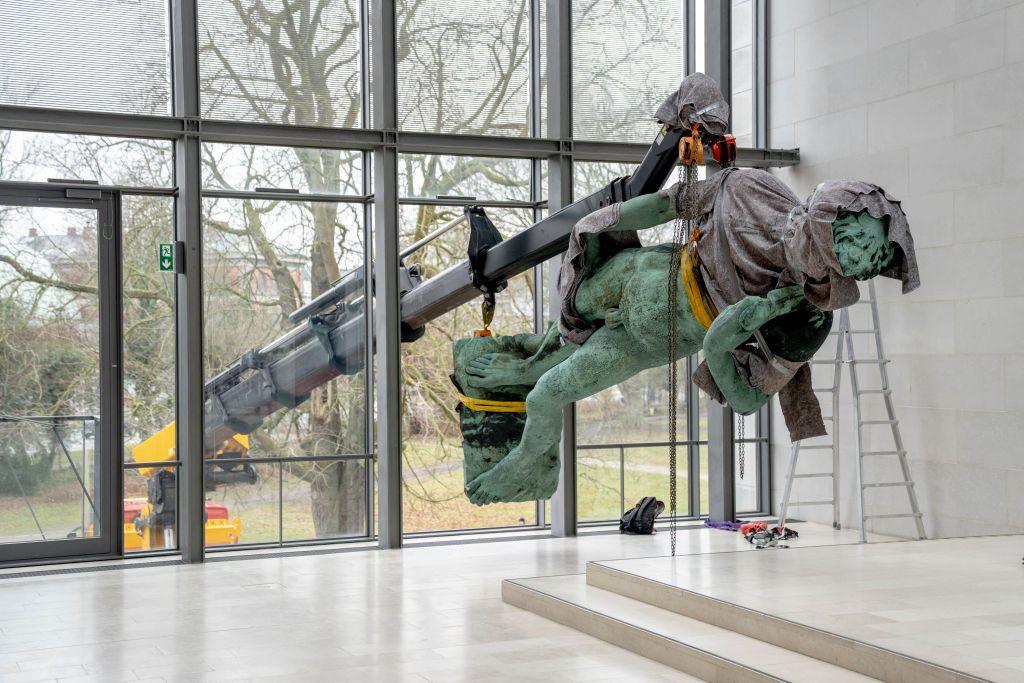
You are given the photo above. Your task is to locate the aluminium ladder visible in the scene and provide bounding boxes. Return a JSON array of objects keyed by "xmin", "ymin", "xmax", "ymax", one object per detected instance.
[{"xmin": 776, "ymin": 281, "xmax": 926, "ymax": 543}]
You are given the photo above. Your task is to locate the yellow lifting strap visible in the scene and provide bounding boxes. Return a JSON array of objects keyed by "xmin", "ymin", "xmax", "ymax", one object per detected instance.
[
  {"xmin": 457, "ymin": 393, "xmax": 527, "ymax": 413},
  {"xmin": 681, "ymin": 236, "xmax": 719, "ymax": 331}
]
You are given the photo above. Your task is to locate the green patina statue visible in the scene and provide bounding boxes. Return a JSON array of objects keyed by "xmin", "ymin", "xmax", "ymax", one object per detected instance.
[{"xmin": 455, "ymin": 77, "xmax": 919, "ymax": 507}]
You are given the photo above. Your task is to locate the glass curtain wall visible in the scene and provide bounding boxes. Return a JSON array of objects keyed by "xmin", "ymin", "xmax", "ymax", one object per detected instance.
[{"xmin": 0, "ymin": 0, "xmax": 772, "ymax": 559}]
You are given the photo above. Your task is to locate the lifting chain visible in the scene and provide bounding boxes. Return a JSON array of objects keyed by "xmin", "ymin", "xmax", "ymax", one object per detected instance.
[
  {"xmin": 737, "ymin": 412, "xmax": 745, "ymax": 480},
  {"xmin": 669, "ymin": 155, "xmax": 700, "ymax": 557}
]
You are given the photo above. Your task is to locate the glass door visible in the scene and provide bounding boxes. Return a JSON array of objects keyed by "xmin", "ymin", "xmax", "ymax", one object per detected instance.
[{"xmin": 0, "ymin": 185, "xmax": 119, "ymax": 564}]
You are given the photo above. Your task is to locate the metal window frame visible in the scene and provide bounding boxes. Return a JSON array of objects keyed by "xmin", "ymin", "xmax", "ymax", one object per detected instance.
[
  {"xmin": 752, "ymin": 0, "xmax": 772, "ymax": 516},
  {"xmin": 544, "ymin": 0, "xmax": 576, "ymax": 538}
]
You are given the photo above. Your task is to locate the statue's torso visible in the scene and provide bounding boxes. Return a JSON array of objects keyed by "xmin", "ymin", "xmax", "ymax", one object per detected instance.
[
  {"xmin": 575, "ymin": 243, "xmax": 832, "ymax": 364},
  {"xmin": 574, "ymin": 244, "xmax": 705, "ymax": 361}
]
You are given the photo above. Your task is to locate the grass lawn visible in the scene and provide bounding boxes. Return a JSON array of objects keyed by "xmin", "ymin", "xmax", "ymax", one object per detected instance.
[
  {"xmin": 0, "ymin": 469, "xmax": 94, "ymax": 542},
  {"xmin": 2, "ymin": 436, "xmax": 712, "ymax": 550}
]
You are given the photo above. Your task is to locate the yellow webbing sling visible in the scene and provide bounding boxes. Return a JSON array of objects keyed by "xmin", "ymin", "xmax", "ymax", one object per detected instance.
[
  {"xmin": 457, "ymin": 393, "xmax": 527, "ymax": 413},
  {"xmin": 681, "ymin": 236, "xmax": 719, "ymax": 331}
]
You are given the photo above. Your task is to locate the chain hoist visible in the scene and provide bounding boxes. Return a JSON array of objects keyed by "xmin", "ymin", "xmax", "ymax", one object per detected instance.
[{"xmin": 668, "ymin": 124, "xmax": 702, "ymax": 557}]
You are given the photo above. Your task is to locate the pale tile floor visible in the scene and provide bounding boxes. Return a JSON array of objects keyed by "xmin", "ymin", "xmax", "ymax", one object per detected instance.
[
  {"xmin": 599, "ymin": 534, "xmax": 1024, "ymax": 682},
  {"xmin": 0, "ymin": 522, "xmax": 868, "ymax": 682}
]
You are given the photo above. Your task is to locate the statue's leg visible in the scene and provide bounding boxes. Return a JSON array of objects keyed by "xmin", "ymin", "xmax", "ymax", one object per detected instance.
[{"xmin": 465, "ymin": 324, "xmax": 651, "ymax": 505}]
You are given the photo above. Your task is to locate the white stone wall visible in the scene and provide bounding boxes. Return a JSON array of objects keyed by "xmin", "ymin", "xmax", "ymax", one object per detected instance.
[{"xmin": 768, "ymin": 0, "xmax": 1024, "ymax": 538}]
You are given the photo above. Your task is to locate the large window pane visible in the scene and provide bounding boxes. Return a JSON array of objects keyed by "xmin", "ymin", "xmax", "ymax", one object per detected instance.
[
  {"xmin": 202, "ymin": 192, "xmax": 369, "ymax": 547},
  {"xmin": 623, "ymin": 445, "xmax": 686, "ymax": 518},
  {"xmin": 397, "ymin": 0, "xmax": 530, "ymax": 135},
  {"xmin": 399, "ymin": 204, "xmax": 537, "ymax": 532},
  {"xmin": 0, "ymin": 418, "xmax": 99, "ymax": 544},
  {"xmin": 121, "ymin": 195, "xmax": 177, "ymax": 552},
  {"xmin": 734, "ymin": 409, "xmax": 762, "ymax": 514},
  {"xmin": 206, "ymin": 462, "xmax": 279, "ymax": 546},
  {"xmin": 0, "ymin": 131, "xmax": 173, "ymax": 187},
  {"xmin": 573, "ymin": 0, "xmax": 685, "ymax": 142},
  {"xmin": 573, "ymin": 161, "xmax": 633, "ymax": 197},
  {"xmin": 202, "ymin": 143, "xmax": 363, "ymax": 196},
  {"xmin": 0, "ymin": 206, "xmax": 101, "ymax": 544},
  {"xmin": 399, "ymin": 154, "xmax": 531, "ymax": 202},
  {"xmin": 283, "ymin": 459, "xmax": 367, "ymax": 542},
  {"xmin": 198, "ymin": 1, "xmax": 363, "ymax": 127},
  {"xmin": 123, "ymin": 466, "xmax": 177, "ymax": 551},
  {"xmin": 577, "ymin": 447, "xmax": 622, "ymax": 523},
  {"xmin": 576, "ymin": 363, "xmax": 689, "ymax": 447},
  {"xmin": 731, "ymin": 0, "xmax": 755, "ymax": 147},
  {"xmin": 0, "ymin": 0, "xmax": 170, "ymax": 115}
]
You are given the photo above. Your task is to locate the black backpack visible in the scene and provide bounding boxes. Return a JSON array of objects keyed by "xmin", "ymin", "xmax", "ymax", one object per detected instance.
[{"xmin": 619, "ymin": 496, "xmax": 665, "ymax": 534}]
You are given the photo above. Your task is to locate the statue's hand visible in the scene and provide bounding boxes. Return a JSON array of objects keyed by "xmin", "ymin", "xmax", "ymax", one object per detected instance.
[
  {"xmin": 465, "ymin": 353, "xmax": 532, "ymax": 389},
  {"xmin": 704, "ymin": 286, "xmax": 805, "ymax": 361},
  {"xmin": 735, "ymin": 287, "xmax": 804, "ymax": 331},
  {"xmin": 702, "ymin": 287, "xmax": 804, "ymax": 416}
]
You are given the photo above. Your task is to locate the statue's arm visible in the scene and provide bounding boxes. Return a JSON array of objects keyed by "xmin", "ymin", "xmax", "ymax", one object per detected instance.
[
  {"xmin": 609, "ymin": 191, "xmax": 679, "ymax": 232},
  {"xmin": 702, "ymin": 286, "xmax": 805, "ymax": 415}
]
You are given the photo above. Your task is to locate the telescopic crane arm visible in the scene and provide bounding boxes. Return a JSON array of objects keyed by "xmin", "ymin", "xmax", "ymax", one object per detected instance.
[{"xmin": 194, "ymin": 127, "xmax": 798, "ymax": 454}]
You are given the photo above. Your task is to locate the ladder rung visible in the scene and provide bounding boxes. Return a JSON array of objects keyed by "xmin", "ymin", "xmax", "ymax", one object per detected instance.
[
  {"xmin": 864, "ymin": 513, "xmax": 922, "ymax": 520},
  {"xmin": 850, "ymin": 359, "xmax": 889, "ymax": 365},
  {"xmin": 792, "ymin": 500, "xmax": 835, "ymax": 506},
  {"xmin": 797, "ymin": 445, "xmax": 834, "ymax": 450},
  {"xmin": 794, "ymin": 473, "xmax": 833, "ymax": 479},
  {"xmin": 861, "ymin": 450, "xmax": 904, "ymax": 457},
  {"xmin": 858, "ymin": 389, "xmax": 891, "ymax": 395},
  {"xmin": 809, "ymin": 360, "xmax": 838, "ymax": 365},
  {"xmin": 812, "ymin": 387, "xmax": 837, "ymax": 393},
  {"xmin": 852, "ymin": 299, "xmax": 875, "ymax": 305},
  {"xmin": 862, "ymin": 481, "xmax": 914, "ymax": 489},
  {"xmin": 860, "ymin": 419, "xmax": 898, "ymax": 426},
  {"xmin": 828, "ymin": 329, "xmax": 875, "ymax": 335}
]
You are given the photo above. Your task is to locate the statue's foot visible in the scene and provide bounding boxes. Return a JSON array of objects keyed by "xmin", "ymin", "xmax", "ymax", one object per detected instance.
[{"xmin": 465, "ymin": 445, "xmax": 559, "ymax": 505}]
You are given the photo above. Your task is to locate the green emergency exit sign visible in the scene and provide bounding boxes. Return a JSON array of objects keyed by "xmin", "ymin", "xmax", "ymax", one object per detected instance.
[{"xmin": 159, "ymin": 243, "xmax": 174, "ymax": 272}]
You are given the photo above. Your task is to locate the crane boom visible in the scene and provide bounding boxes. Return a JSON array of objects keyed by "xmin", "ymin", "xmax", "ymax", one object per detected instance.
[{"xmin": 198, "ymin": 128, "xmax": 798, "ymax": 453}]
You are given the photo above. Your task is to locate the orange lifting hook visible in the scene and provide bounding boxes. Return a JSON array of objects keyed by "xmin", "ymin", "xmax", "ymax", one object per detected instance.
[{"xmin": 678, "ymin": 122, "xmax": 704, "ymax": 166}]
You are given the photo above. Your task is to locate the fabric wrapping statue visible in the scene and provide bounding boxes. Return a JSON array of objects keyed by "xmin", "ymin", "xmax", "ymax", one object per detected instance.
[{"xmin": 557, "ymin": 167, "xmax": 919, "ymax": 441}]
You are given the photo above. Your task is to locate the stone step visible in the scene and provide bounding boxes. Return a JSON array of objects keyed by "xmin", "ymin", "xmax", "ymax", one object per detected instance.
[
  {"xmin": 503, "ymin": 574, "xmax": 876, "ymax": 682},
  {"xmin": 586, "ymin": 561, "xmax": 987, "ymax": 683}
]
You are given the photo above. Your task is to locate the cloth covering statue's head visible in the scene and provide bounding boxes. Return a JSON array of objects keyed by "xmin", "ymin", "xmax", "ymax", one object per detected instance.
[
  {"xmin": 784, "ymin": 179, "xmax": 919, "ymax": 310},
  {"xmin": 655, "ymin": 72, "xmax": 730, "ymax": 134}
]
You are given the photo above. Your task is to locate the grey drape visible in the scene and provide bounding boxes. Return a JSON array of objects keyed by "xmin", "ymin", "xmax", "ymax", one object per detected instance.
[{"xmin": 557, "ymin": 167, "xmax": 918, "ymax": 441}]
